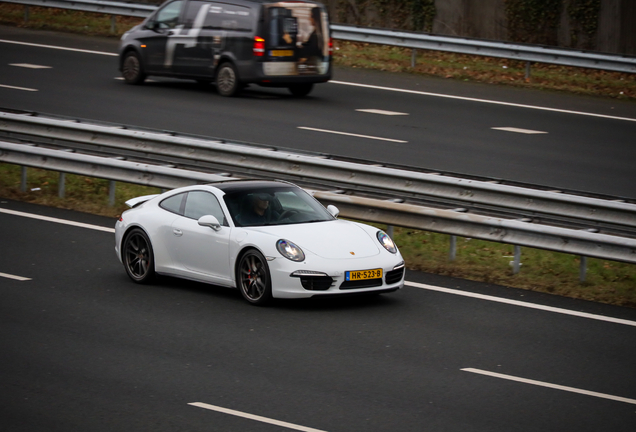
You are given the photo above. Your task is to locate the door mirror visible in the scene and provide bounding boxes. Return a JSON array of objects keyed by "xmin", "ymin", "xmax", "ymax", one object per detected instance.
[
  {"xmin": 327, "ymin": 205, "xmax": 339, "ymax": 218},
  {"xmin": 198, "ymin": 215, "xmax": 222, "ymax": 231}
]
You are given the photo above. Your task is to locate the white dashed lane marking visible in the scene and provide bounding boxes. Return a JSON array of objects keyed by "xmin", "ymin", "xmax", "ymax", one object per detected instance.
[
  {"xmin": 356, "ymin": 109, "xmax": 409, "ymax": 116},
  {"xmin": 462, "ymin": 368, "xmax": 636, "ymax": 405},
  {"xmin": 492, "ymin": 127, "xmax": 548, "ymax": 134},
  {"xmin": 0, "ymin": 84, "xmax": 38, "ymax": 92},
  {"xmin": 0, "ymin": 272, "xmax": 31, "ymax": 281},
  {"xmin": 9, "ymin": 63, "xmax": 51, "ymax": 69}
]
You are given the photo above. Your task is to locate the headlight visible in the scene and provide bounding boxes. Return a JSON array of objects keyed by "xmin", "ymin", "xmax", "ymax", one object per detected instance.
[
  {"xmin": 377, "ymin": 230, "xmax": 397, "ymax": 254},
  {"xmin": 276, "ymin": 239, "xmax": 305, "ymax": 262}
]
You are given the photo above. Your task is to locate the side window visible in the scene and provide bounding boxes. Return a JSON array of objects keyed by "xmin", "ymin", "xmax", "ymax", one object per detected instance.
[
  {"xmin": 205, "ymin": 3, "xmax": 252, "ymax": 31},
  {"xmin": 184, "ymin": 191, "xmax": 227, "ymax": 225},
  {"xmin": 160, "ymin": 192, "xmax": 186, "ymax": 214},
  {"xmin": 154, "ymin": 0, "xmax": 184, "ymax": 29},
  {"xmin": 183, "ymin": 0, "xmax": 206, "ymax": 28}
]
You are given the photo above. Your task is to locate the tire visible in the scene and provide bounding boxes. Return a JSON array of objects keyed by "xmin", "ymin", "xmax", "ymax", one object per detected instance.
[
  {"xmin": 288, "ymin": 83, "xmax": 313, "ymax": 97},
  {"xmin": 236, "ymin": 249, "xmax": 272, "ymax": 305},
  {"xmin": 122, "ymin": 51, "xmax": 146, "ymax": 85},
  {"xmin": 216, "ymin": 62, "xmax": 240, "ymax": 97},
  {"xmin": 122, "ymin": 228, "xmax": 155, "ymax": 283}
]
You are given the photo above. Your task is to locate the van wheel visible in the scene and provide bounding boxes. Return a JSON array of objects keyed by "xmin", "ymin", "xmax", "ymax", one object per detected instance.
[
  {"xmin": 289, "ymin": 83, "xmax": 313, "ymax": 97},
  {"xmin": 216, "ymin": 62, "xmax": 240, "ymax": 97},
  {"xmin": 122, "ymin": 51, "xmax": 146, "ymax": 85}
]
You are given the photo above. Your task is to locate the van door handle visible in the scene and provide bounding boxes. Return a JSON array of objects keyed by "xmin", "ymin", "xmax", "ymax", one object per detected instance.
[{"xmin": 173, "ymin": 229, "xmax": 183, "ymax": 237}]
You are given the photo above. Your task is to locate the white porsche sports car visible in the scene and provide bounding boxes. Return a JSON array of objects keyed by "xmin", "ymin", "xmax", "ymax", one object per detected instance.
[{"xmin": 115, "ymin": 180, "xmax": 405, "ymax": 304}]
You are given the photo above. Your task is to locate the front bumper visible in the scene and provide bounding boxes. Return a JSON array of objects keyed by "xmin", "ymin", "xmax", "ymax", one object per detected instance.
[{"xmin": 266, "ymin": 253, "xmax": 405, "ymax": 299}]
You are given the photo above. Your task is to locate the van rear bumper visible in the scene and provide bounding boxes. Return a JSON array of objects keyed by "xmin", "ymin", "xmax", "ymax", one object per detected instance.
[{"xmin": 238, "ymin": 61, "xmax": 332, "ymax": 86}]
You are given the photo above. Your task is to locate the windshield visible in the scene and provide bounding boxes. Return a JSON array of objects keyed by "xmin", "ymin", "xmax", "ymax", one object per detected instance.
[{"xmin": 223, "ymin": 186, "xmax": 334, "ymax": 227}]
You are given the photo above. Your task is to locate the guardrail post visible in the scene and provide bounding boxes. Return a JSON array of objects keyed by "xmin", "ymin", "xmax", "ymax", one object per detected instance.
[
  {"xmin": 109, "ymin": 180, "xmax": 116, "ymax": 206},
  {"xmin": 20, "ymin": 166, "xmax": 27, "ymax": 192},
  {"xmin": 24, "ymin": 6, "xmax": 29, "ymax": 24},
  {"xmin": 449, "ymin": 235, "xmax": 457, "ymax": 261},
  {"xmin": 110, "ymin": 16, "xmax": 116, "ymax": 34},
  {"xmin": 580, "ymin": 256, "xmax": 587, "ymax": 282},
  {"xmin": 411, "ymin": 49, "xmax": 417, "ymax": 68},
  {"xmin": 387, "ymin": 224, "xmax": 394, "ymax": 239},
  {"xmin": 58, "ymin": 172, "xmax": 65, "ymax": 198},
  {"xmin": 525, "ymin": 62, "xmax": 531, "ymax": 80},
  {"xmin": 512, "ymin": 245, "xmax": 521, "ymax": 274}
]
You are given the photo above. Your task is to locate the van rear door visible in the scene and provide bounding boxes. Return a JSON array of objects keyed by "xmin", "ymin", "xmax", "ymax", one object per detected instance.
[{"xmin": 263, "ymin": 3, "xmax": 330, "ymax": 77}]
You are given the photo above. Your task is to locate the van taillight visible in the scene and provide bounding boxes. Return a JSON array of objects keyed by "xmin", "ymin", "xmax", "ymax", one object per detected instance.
[
  {"xmin": 253, "ymin": 36, "xmax": 265, "ymax": 56},
  {"xmin": 328, "ymin": 37, "xmax": 333, "ymax": 56}
]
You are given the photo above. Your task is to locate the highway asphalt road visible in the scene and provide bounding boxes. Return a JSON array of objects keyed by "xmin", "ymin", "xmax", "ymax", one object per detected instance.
[
  {"xmin": 1, "ymin": 25, "xmax": 636, "ymax": 431},
  {"xmin": 1, "ymin": 199, "xmax": 636, "ymax": 431},
  {"xmin": 1, "ymin": 25, "xmax": 635, "ymax": 199}
]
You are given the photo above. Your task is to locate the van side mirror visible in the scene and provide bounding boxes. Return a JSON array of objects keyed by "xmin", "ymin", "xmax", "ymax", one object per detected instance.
[
  {"xmin": 198, "ymin": 215, "xmax": 222, "ymax": 231},
  {"xmin": 327, "ymin": 205, "xmax": 339, "ymax": 218}
]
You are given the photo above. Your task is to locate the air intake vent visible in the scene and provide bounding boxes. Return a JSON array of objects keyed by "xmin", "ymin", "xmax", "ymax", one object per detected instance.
[{"xmin": 385, "ymin": 267, "xmax": 405, "ymax": 285}]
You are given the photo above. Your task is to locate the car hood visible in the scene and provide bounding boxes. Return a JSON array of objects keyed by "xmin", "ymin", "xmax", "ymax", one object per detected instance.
[{"xmin": 250, "ymin": 220, "xmax": 380, "ymax": 259}]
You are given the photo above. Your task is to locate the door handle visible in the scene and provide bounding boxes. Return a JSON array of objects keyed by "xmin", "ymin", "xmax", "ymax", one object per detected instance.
[{"xmin": 173, "ymin": 229, "xmax": 183, "ymax": 237}]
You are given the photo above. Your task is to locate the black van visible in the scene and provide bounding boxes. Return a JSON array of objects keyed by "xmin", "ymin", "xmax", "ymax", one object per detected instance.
[{"xmin": 118, "ymin": 0, "xmax": 332, "ymax": 97}]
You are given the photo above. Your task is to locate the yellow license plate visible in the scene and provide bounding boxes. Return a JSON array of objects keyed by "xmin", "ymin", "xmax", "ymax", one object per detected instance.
[
  {"xmin": 346, "ymin": 268, "xmax": 383, "ymax": 281},
  {"xmin": 270, "ymin": 50, "xmax": 294, "ymax": 57}
]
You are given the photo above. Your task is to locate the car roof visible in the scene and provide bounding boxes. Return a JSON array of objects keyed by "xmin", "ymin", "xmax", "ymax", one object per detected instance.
[{"xmin": 210, "ymin": 179, "xmax": 296, "ymax": 194}]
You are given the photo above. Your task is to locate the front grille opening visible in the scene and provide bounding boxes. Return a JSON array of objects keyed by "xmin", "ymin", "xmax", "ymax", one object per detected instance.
[
  {"xmin": 339, "ymin": 278, "xmax": 383, "ymax": 290},
  {"xmin": 300, "ymin": 276, "xmax": 334, "ymax": 291},
  {"xmin": 385, "ymin": 267, "xmax": 405, "ymax": 285}
]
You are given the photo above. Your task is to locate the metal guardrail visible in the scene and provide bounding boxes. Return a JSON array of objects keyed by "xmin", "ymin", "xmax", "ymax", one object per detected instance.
[
  {"xmin": 2, "ymin": 111, "xmax": 636, "ymax": 234},
  {"xmin": 1, "ymin": 112, "xmax": 636, "ymax": 267},
  {"xmin": 330, "ymin": 25, "xmax": 636, "ymax": 74},
  {"xmin": 2, "ymin": 139, "xmax": 636, "ymax": 266},
  {"xmin": 3, "ymin": 0, "xmax": 155, "ymax": 17},
  {"xmin": 3, "ymin": 0, "xmax": 635, "ymax": 74}
]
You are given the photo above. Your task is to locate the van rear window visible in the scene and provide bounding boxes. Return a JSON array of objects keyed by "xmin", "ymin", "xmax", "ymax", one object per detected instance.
[{"xmin": 184, "ymin": 1, "xmax": 252, "ymax": 31}]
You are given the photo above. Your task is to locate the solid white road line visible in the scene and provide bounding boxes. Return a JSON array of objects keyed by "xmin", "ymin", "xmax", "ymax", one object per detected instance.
[
  {"xmin": 332, "ymin": 80, "xmax": 636, "ymax": 123},
  {"xmin": 0, "ymin": 272, "xmax": 31, "ymax": 281},
  {"xmin": 1, "ymin": 38, "xmax": 633, "ymax": 123},
  {"xmin": 0, "ymin": 39, "xmax": 118, "ymax": 56},
  {"xmin": 492, "ymin": 127, "xmax": 548, "ymax": 134},
  {"xmin": 0, "ymin": 84, "xmax": 38, "ymax": 92},
  {"xmin": 0, "ymin": 208, "xmax": 115, "ymax": 233},
  {"xmin": 188, "ymin": 402, "xmax": 328, "ymax": 432},
  {"xmin": 462, "ymin": 368, "xmax": 636, "ymax": 405},
  {"xmin": 9, "ymin": 63, "xmax": 51, "ymax": 69},
  {"xmin": 356, "ymin": 109, "xmax": 409, "ymax": 116},
  {"xmin": 298, "ymin": 126, "xmax": 407, "ymax": 143},
  {"xmin": 3, "ymin": 208, "xmax": 635, "ymax": 328},
  {"xmin": 406, "ymin": 281, "xmax": 636, "ymax": 327}
]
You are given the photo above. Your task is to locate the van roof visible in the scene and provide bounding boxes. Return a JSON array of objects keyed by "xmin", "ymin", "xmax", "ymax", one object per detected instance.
[{"xmin": 209, "ymin": 0, "xmax": 325, "ymax": 6}]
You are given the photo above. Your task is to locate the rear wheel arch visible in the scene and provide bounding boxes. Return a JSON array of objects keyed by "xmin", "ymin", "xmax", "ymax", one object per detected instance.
[{"xmin": 121, "ymin": 226, "xmax": 156, "ymax": 283}]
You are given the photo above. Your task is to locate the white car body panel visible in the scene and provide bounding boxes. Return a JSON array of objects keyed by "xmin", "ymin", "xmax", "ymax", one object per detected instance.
[{"xmin": 115, "ymin": 182, "xmax": 405, "ymax": 300}]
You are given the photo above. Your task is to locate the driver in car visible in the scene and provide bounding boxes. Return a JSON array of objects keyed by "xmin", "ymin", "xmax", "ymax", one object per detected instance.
[{"xmin": 237, "ymin": 193, "xmax": 279, "ymax": 226}]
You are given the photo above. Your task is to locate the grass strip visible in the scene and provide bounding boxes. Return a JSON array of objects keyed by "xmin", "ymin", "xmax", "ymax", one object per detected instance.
[{"xmin": 1, "ymin": 163, "xmax": 634, "ymax": 308}]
